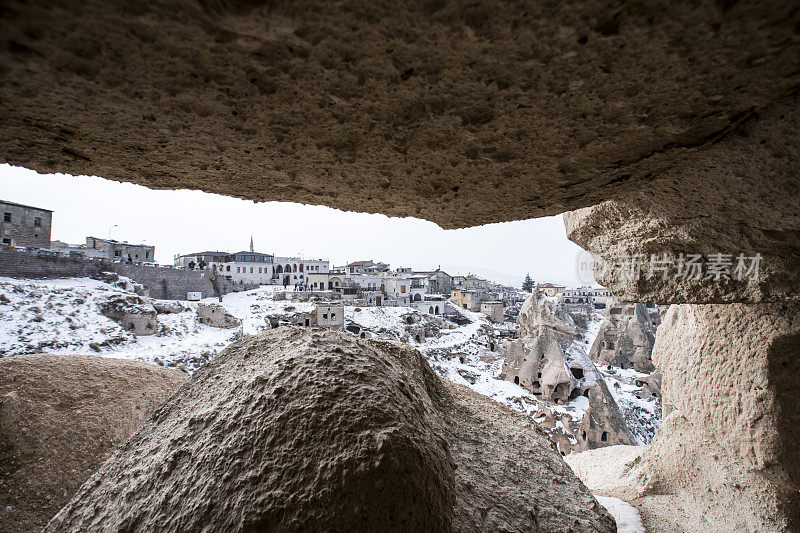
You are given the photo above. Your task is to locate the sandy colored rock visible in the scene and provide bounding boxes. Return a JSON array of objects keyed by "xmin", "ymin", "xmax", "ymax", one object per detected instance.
[
  {"xmin": 565, "ymin": 446, "xmax": 701, "ymax": 533},
  {"xmin": 98, "ymin": 293, "xmax": 159, "ymax": 335},
  {"xmin": 564, "ymin": 104, "xmax": 800, "ymax": 304},
  {"xmin": 0, "ymin": 354, "xmax": 187, "ymax": 533},
  {"xmin": 2, "ymin": 1, "xmax": 799, "ymax": 229},
  {"xmin": 572, "ymin": 380, "xmax": 635, "ymax": 452},
  {"xmin": 565, "ymin": 445, "xmax": 646, "ymax": 501},
  {"xmin": 46, "ymin": 327, "xmax": 614, "ymax": 532},
  {"xmin": 501, "ymin": 293, "xmax": 590, "ymax": 402},
  {"xmin": 636, "ymin": 303, "xmax": 800, "ymax": 532}
]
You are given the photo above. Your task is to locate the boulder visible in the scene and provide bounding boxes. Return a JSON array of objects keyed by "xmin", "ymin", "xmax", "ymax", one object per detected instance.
[
  {"xmin": 195, "ymin": 303, "xmax": 241, "ymax": 328},
  {"xmin": 98, "ymin": 294, "xmax": 158, "ymax": 335},
  {"xmin": 46, "ymin": 328, "xmax": 614, "ymax": 532},
  {"xmin": 151, "ymin": 300, "xmax": 185, "ymax": 314},
  {"xmin": 0, "ymin": 354, "xmax": 186, "ymax": 533}
]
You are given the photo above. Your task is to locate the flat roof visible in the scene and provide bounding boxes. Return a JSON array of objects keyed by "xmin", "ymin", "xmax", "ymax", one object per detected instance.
[{"xmin": 0, "ymin": 199, "xmax": 53, "ymax": 212}]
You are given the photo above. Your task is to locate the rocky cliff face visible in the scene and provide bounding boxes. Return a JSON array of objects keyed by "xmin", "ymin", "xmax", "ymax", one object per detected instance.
[
  {"xmin": 501, "ymin": 292, "xmax": 590, "ymax": 403},
  {"xmin": 632, "ymin": 303, "xmax": 800, "ymax": 532},
  {"xmin": 500, "ymin": 293, "xmax": 642, "ymax": 455},
  {"xmin": 46, "ymin": 328, "xmax": 614, "ymax": 532},
  {"xmin": 0, "ymin": 354, "xmax": 186, "ymax": 533},
  {"xmin": 589, "ymin": 302, "xmax": 658, "ymax": 373}
]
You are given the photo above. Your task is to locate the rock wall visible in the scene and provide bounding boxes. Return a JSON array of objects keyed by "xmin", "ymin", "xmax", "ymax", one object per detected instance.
[
  {"xmin": 635, "ymin": 303, "xmax": 799, "ymax": 532},
  {"xmin": 0, "ymin": 249, "xmax": 243, "ymax": 300},
  {"xmin": 0, "ymin": 354, "xmax": 186, "ymax": 533},
  {"xmin": 46, "ymin": 328, "xmax": 614, "ymax": 532}
]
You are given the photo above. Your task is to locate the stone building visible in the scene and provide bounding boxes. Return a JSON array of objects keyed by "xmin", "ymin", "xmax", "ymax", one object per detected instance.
[
  {"xmin": 341, "ymin": 260, "xmax": 390, "ymax": 276},
  {"xmin": 450, "ymin": 288, "xmax": 485, "ymax": 312},
  {"xmin": 86, "ymin": 236, "xmax": 155, "ymax": 264},
  {"xmin": 480, "ymin": 301, "xmax": 505, "ymax": 323},
  {"xmin": 413, "ymin": 269, "xmax": 452, "ymax": 295},
  {"xmin": 0, "ymin": 200, "xmax": 52, "ymax": 248},
  {"xmin": 561, "ymin": 287, "xmax": 613, "ymax": 308},
  {"xmin": 536, "ymin": 283, "xmax": 566, "ymax": 297},
  {"xmin": 176, "ymin": 250, "xmax": 330, "ymax": 287},
  {"xmin": 304, "ymin": 305, "xmax": 344, "ymax": 329}
]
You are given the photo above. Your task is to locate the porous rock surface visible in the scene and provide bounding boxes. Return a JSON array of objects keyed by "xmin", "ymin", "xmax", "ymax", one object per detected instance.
[
  {"xmin": 564, "ymin": 104, "xmax": 800, "ymax": 304},
  {"xmin": 2, "ymin": 1, "xmax": 799, "ymax": 228},
  {"xmin": 0, "ymin": 354, "xmax": 187, "ymax": 533},
  {"xmin": 635, "ymin": 303, "xmax": 800, "ymax": 532},
  {"xmin": 46, "ymin": 327, "xmax": 615, "ymax": 532}
]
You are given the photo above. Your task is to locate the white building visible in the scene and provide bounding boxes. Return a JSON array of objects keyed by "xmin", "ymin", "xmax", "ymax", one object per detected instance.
[
  {"xmin": 175, "ymin": 250, "xmax": 330, "ymax": 286},
  {"xmin": 561, "ymin": 287, "xmax": 613, "ymax": 308},
  {"xmin": 410, "ymin": 294, "xmax": 445, "ymax": 315},
  {"xmin": 340, "ymin": 260, "xmax": 391, "ymax": 276}
]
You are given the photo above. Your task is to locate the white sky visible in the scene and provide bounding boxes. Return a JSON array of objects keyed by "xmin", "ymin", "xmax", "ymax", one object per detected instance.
[{"xmin": 0, "ymin": 164, "xmax": 593, "ymax": 288}]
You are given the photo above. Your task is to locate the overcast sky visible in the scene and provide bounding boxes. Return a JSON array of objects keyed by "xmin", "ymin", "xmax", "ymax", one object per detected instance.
[{"xmin": 0, "ymin": 164, "xmax": 594, "ymax": 288}]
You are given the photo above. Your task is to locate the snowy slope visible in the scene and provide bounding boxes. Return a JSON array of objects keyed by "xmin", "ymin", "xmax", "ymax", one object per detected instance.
[{"xmin": 1, "ymin": 277, "xmax": 659, "ymax": 447}]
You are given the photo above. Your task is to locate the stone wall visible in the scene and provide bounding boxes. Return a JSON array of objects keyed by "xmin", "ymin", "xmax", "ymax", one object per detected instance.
[{"xmin": 0, "ymin": 249, "xmax": 244, "ymax": 300}]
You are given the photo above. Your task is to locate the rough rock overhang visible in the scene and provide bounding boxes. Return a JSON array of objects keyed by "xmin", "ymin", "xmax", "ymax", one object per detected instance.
[{"xmin": 1, "ymin": 0, "xmax": 798, "ymax": 228}]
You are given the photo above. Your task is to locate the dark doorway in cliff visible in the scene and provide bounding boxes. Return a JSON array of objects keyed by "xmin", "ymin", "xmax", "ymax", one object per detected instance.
[{"xmin": 514, "ymin": 376, "xmax": 519, "ymax": 385}]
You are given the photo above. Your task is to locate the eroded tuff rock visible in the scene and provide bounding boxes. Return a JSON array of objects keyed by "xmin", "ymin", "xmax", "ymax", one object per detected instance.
[
  {"xmin": 589, "ymin": 302, "xmax": 658, "ymax": 372},
  {"xmin": 2, "ymin": 1, "xmax": 799, "ymax": 228},
  {"xmin": 501, "ymin": 292, "xmax": 589, "ymax": 402},
  {"xmin": 0, "ymin": 354, "xmax": 187, "ymax": 533},
  {"xmin": 635, "ymin": 303, "xmax": 800, "ymax": 532},
  {"xmin": 46, "ymin": 327, "xmax": 614, "ymax": 532},
  {"xmin": 565, "ymin": 103, "xmax": 800, "ymax": 304},
  {"xmin": 572, "ymin": 380, "xmax": 635, "ymax": 452}
]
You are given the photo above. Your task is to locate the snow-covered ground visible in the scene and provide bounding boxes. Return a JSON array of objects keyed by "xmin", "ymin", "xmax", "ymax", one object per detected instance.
[
  {"xmin": 0, "ymin": 277, "xmax": 659, "ymax": 448},
  {"xmin": 596, "ymin": 496, "xmax": 645, "ymax": 533}
]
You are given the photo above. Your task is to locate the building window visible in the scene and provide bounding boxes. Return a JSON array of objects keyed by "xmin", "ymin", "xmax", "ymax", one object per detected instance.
[
  {"xmin": 2, "ymin": 238, "xmax": 10, "ymax": 245},
  {"xmin": 237, "ymin": 267, "xmax": 240, "ymax": 273},
  {"xmin": 34, "ymin": 217, "xmax": 41, "ymax": 227},
  {"xmin": 3, "ymin": 213, "xmax": 10, "ymax": 222},
  {"xmin": 114, "ymin": 250, "xmax": 121, "ymax": 257},
  {"xmin": 250, "ymin": 267, "xmax": 253, "ymax": 273},
  {"xmin": 146, "ymin": 252, "xmax": 150, "ymax": 258}
]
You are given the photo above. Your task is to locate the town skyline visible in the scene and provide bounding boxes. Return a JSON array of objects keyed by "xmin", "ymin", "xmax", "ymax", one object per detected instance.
[{"xmin": 0, "ymin": 164, "xmax": 595, "ymax": 288}]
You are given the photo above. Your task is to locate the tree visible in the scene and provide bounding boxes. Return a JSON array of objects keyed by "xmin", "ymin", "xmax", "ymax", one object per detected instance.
[
  {"xmin": 522, "ymin": 273, "xmax": 534, "ymax": 292},
  {"xmin": 187, "ymin": 261, "xmax": 196, "ymax": 270},
  {"xmin": 198, "ymin": 260, "xmax": 207, "ymax": 269}
]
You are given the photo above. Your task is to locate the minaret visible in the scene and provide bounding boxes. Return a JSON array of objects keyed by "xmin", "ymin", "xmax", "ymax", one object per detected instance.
[{"xmin": 249, "ymin": 236, "xmax": 254, "ymax": 252}]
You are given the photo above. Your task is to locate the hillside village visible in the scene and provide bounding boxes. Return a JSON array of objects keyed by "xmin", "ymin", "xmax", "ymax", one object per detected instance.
[{"xmin": 1, "ymin": 197, "xmax": 662, "ymax": 460}]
